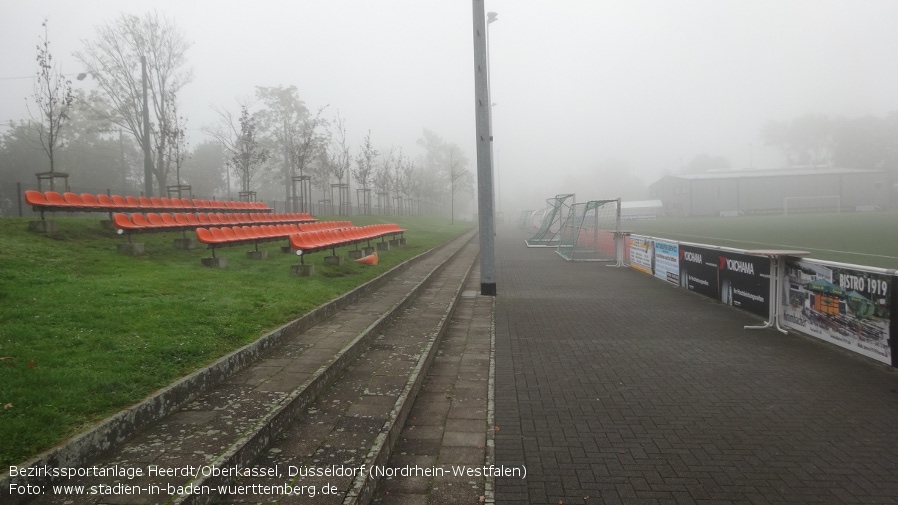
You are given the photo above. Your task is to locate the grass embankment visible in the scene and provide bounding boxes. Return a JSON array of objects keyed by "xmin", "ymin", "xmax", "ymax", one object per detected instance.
[
  {"xmin": 626, "ymin": 212, "xmax": 898, "ymax": 270},
  {"xmin": 0, "ymin": 215, "xmax": 473, "ymax": 467}
]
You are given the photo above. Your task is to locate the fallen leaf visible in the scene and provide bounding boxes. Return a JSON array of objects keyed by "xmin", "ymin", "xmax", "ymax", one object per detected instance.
[
  {"xmin": 558, "ymin": 500, "xmax": 564, "ymax": 505},
  {"xmin": 479, "ymin": 496, "xmax": 486, "ymax": 503},
  {"xmin": 3, "ymin": 403, "xmax": 12, "ymax": 410},
  {"xmin": 494, "ymin": 425, "xmax": 501, "ymax": 432}
]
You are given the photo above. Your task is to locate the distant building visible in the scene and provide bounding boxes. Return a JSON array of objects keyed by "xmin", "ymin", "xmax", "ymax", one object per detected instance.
[
  {"xmin": 648, "ymin": 167, "xmax": 890, "ymax": 217},
  {"xmin": 620, "ymin": 200, "xmax": 663, "ymax": 220}
]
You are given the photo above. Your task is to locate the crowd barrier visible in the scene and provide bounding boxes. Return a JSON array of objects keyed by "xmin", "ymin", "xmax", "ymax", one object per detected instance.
[{"xmin": 620, "ymin": 233, "xmax": 896, "ymax": 367}]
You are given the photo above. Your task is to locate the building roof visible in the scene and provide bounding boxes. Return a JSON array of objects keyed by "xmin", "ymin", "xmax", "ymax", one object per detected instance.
[{"xmin": 654, "ymin": 167, "xmax": 885, "ymax": 183}]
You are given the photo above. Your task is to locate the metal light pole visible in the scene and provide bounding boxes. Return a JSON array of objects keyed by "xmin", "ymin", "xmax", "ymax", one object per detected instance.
[
  {"xmin": 487, "ymin": 12, "xmax": 498, "ymax": 224},
  {"xmin": 473, "ymin": 1, "xmax": 497, "ymax": 296}
]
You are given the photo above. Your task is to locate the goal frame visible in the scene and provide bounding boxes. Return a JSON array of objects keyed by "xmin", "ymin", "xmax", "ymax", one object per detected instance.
[{"xmin": 783, "ymin": 195, "xmax": 840, "ymax": 215}]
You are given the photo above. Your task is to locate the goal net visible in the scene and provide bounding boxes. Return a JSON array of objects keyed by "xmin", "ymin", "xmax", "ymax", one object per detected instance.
[
  {"xmin": 556, "ymin": 199, "xmax": 621, "ymax": 261},
  {"xmin": 783, "ymin": 195, "xmax": 840, "ymax": 215},
  {"xmin": 525, "ymin": 194, "xmax": 575, "ymax": 247}
]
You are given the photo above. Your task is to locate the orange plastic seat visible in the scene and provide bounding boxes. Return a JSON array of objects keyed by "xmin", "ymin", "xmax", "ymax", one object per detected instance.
[
  {"xmin": 145, "ymin": 213, "xmax": 166, "ymax": 227},
  {"xmin": 131, "ymin": 214, "xmax": 151, "ymax": 227},
  {"xmin": 96, "ymin": 194, "xmax": 115, "ymax": 208},
  {"xmin": 231, "ymin": 227, "xmax": 250, "ymax": 240},
  {"xmin": 196, "ymin": 227, "xmax": 218, "ymax": 245},
  {"xmin": 208, "ymin": 227, "xmax": 228, "ymax": 242},
  {"xmin": 24, "ymin": 190, "xmax": 49, "ymax": 207},
  {"xmin": 78, "ymin": 193, "xmax": 101, "ymax": 208},
  {"xmin": 220, "ymin": 227, "xmax": 239, "ymax": 241},
  {"xmin": 289, "ymin": 232, "xmax": 317, "ymax": 252},
  {"xmin": 113, "ymin": 213, "xmax": 141, "ymax": 232},
  {"xmin": 110, "ymin": 194, "xmax": 126, "ymax": 208},
  {"xmin": 44, "ymin": 191, "xmax": 71, "ymax": 207},
  {"xmin": 63, "ymin": 192, "xmax": 86, "ymax": 207}
]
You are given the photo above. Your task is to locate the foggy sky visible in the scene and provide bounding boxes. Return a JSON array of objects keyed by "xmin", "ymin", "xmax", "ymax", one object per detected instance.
[{"xmin": 3, "ymin": 0, "xmax": 898, "ymax": 212}]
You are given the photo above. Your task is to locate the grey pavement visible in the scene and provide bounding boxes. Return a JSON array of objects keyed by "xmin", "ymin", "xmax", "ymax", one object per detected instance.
[{"xmin": 494, "ymin": 226, "xmax": 898, "ymax": 504}]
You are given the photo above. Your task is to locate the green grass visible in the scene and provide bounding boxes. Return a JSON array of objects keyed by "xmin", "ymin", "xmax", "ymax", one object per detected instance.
[
  {"xmin": 626, "ymin": 212, "xmax": 898, "ymax": 269},
  {"xmin": 0, "ymin": 215, "xmax": 472, "ymax": 467}
]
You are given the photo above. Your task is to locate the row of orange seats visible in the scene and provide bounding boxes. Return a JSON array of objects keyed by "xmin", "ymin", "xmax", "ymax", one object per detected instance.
[
  {"xmin": 289, "ymin": 224, "xmax": 405, "ymax": 254},
  {"xmin": 25, "ymin": 190, "xmax": 271, "ymax": 213},
  {"xmin": 112, "ymin": 212, "xmax": 319, "ymax": 234},
  {"xmin": 196, "ymin": 225, "xmax": 306, "ymax": 246},
  {"xmin": 194, "ymin": 223, "xmax": 405, "ymax": 254}
]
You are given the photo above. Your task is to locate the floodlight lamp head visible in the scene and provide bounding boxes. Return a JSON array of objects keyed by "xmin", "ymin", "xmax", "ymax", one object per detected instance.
[{"xmin": 487, "ymin": 12, "xmax": 498, "ymax": 24}]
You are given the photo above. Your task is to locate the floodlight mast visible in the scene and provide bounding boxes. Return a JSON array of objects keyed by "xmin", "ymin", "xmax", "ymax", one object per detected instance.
[{"xmin": 473, "ymin": 0, "xmax": 497, "ymax": 296}]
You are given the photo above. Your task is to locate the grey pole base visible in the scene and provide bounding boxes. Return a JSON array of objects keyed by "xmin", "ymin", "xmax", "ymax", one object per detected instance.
[{"xmin": 480, "ymin": 282, "xmax": 497, "ymax": 296}]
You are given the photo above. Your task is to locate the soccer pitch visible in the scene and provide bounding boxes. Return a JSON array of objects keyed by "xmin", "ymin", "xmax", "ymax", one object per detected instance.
[{"xmin": 626, "ymin": 212, "xmax": 898, "ymax": 270}]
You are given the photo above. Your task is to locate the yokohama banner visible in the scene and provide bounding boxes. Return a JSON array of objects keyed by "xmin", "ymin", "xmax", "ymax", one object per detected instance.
[
  {"xmin": 676, "ymin": 245, "xmax": 770, "ymax": 317},
  {"xmin": 677, "ymin": 244, "xmax": 719, "ymax": 299},
  {"xmin": 717, "ymin": 251, "xmax": 770, "ymax": 317}
]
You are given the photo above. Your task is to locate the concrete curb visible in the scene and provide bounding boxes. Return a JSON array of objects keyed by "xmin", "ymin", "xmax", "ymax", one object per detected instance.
[
  {"xmin": 170, "ymin": 231, "xmax": 477, "ymax": 505},
  {"xmin": 2, "ymin": 229, "xmax": 476, "ymax": 502},
  {"xmin": 342, "ymin": 244, "xmax": 478, "ymax": 505}
]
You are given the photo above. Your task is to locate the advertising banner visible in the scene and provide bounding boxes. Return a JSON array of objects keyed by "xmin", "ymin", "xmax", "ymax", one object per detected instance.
[
  {"xmin": 717, "ymin": 251, "xmax": 770, "ymax": 317},
  {"xmin": 653, "ymin": 240, "xmax": 679, "ymax": 285},
  {"xmin": 629, "ymin": 235, "xmax": 654, "ymax": 275},
  {"xmin": 782, "ymin": 259, "xmax": 893, "ymax": 365},
  {"xmin": 677, "ymin": 244, "xmax": 719, "ymax": 299}
]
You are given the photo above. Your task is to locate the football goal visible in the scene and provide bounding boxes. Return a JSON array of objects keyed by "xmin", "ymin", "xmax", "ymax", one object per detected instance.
[
  {"xmin": 556, "ymin": 199, "xmax": 621, "ymax": 261},
  {"xmin": 517, "ymin": 210, "xmax": 534, "ymax": 230},
  {"xmin": 783, "ymin": 195, "xmax": 840, "ymax": 215},
  {"xmin": 525, "ymin": 194, "xmax": 575, "ymax": 247}
]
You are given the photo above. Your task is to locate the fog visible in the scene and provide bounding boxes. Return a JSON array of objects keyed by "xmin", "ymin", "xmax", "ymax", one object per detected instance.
[{"xmin": 3, "ymin": 0, "xmax": 898, "ymax": 215}]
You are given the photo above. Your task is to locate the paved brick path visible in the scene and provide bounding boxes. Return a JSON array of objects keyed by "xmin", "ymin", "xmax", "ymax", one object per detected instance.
[{"xmin": 494, "ymin": 228, "xmax": 898, "ymax": 504}]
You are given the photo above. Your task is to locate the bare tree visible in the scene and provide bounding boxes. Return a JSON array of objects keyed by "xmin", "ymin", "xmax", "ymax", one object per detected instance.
[
  {"xmin": 374, "ymin": 146, "xmax": 395, "ymax": 213},
  {"xmin": 447, "ymin": 145, "xmax": 471, "ymax": 224},
  {"xmin": 392, "ymin": 148, "xmax": 411, "ymax": 215},
  {"xmin": 352, "ymin": 130, "xmax": 378, "ymax": 214},
  {"xmin": 322, "ymin": 112, "xmax": 352, "ymax": 214},
  {"xmin": 205, "ymin": 103, "xmax": 269, "ymax": 196},
  {"xmin": 327, "ymin": 111, "xmax": 351, "ymax": 185},
  {"xmin": 288, "ymin": 106, "xmax": 329, "ymax": 181},
  {"xmin": 255, "ymin": 85, "xmax": 309, "ymax": 204},
  {"xmin": 75, "ymin": 11, "xmax": 192, "ymax": 195},
  {"xmin": 28, "ymin": 19, "xmax": 74, "ymax": 178},
  {"xmin": 161, "ymin": 94, "xmax": 188, "ymax": 190}
]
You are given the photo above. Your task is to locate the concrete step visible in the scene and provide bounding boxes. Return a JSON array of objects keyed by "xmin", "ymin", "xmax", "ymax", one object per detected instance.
[
  {"xmin": 212, "ymin": 238, "xmax": 480, "ymax": 505},
  {"xmin": 20, "ymin": 231, "xmax": 476, "ymax": 505}
]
